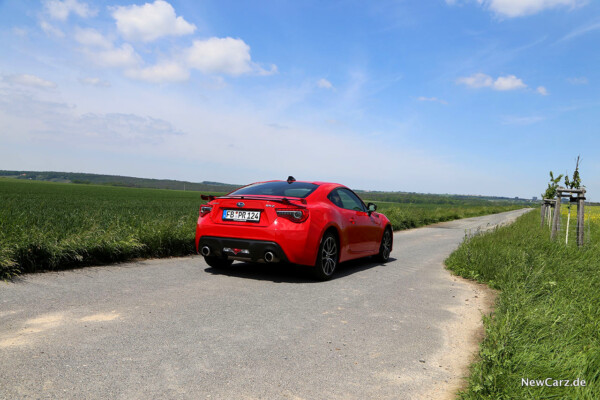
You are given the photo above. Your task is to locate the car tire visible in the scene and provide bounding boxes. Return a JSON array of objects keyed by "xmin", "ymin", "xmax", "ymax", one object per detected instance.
[
  {"xmin": 313, "ymin": 232, "xmax": 338, "ymax": 281},
  {"xmin": 375, "ymin": 227, "xmax": 393, "ymax": 262},
  {"xmin": 204, "ymin": 256, "xmax": 234, "ymax": 269}
]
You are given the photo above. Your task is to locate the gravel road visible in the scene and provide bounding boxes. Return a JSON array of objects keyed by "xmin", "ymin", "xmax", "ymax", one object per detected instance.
[{"xmin": 0, "ymin": 208, "xmax": 531, "ymax": 400}]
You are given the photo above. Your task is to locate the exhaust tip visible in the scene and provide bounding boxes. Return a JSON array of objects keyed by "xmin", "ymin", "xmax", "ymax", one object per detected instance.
[
  {"xmin": 264, "ymin": 251, "xmax": 275, "ymax": 263},
  {"xmin": 201, "ymin": 246, "xmax": 211, "ymax": 256}
]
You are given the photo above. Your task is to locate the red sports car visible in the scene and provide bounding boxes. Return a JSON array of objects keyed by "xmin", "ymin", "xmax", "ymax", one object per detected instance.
[{"xmin": 195, "ymin": 177, "xmax": 393, "ymax": 280}]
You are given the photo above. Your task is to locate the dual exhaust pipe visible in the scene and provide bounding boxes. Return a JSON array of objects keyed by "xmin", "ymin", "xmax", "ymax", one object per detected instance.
[
  {"xmin": 264, "ymin": 251, "xmax": 276, "ymax": 263},
  {"xmin": 201, "ymin": 246, "xmax": 278, "ymax": 263}
]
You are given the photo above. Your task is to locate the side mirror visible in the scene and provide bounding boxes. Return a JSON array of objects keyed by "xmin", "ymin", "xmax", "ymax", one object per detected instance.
[{"xmin": 367, "ymin": 203, "xmax": 377, "ymax": 213}]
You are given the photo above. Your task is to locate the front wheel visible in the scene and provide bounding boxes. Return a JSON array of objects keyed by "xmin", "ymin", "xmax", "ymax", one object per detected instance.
[
  {"xmin": 375, "ymin": 228, "xmax": 393, "ymax": 262},
  {"xmin": 204, "ymin": 256, "xmax": 233, "ymax": 269},
  {"xmin": 313, "ymin": 232, "xmax": 338, "ymax": 281}
]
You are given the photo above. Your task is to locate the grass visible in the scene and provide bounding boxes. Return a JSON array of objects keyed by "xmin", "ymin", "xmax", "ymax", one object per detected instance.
[
  {"xmin": 445, "ymin": 206, "xmax": 600, "ymax": 399},
  {"xmin": 0, "ymin": 178, "xmax": 218, "ymax": 279},
  {"xmin": 1, "ymin": 178, "xmax": 523, "ymax": 279}
]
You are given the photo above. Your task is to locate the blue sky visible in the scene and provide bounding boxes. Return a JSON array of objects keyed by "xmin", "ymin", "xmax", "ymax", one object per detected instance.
[{"xmin": 0, "ymin": 0, "xmax": 599, "ymax": 199}]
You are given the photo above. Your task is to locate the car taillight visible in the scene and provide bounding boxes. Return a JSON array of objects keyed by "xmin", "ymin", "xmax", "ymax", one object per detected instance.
[
  {"xmin": 200, "ymin": 205, "xmax": 212, "ymax": 217},
  {"xmin": 276, "ymin": 208, "xmax": 308, "ymax": 223}
]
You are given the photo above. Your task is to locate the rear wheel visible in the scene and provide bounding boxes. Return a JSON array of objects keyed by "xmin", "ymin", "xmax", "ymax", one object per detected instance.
[
  {"xmin": 204, "ymin": 256, "xmax": 233, "ymax": 269},
  {"xmin": 313, "ymin": 232, "xmax": 338, "ymax": 281},
  {"xmin": 375, "ymin": 227, "xmax": 393, "ymax": 262}
]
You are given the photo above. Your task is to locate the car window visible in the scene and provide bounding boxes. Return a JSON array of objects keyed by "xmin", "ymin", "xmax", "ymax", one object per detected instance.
[
  {"xmin": 327, "ymin": 190, "xmax": 344, "ymax": 208},
  {"xmin": 331, "ymin": 188, "xmax": 366, "ymax": 211},
  {"xmin": 228, "ymin": 181, "xmax": 319, "ymax": 198}
]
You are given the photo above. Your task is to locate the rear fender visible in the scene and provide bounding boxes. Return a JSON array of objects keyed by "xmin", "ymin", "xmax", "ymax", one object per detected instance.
[{"xmin": 314, "ymin": 223, "xmax": 346, "ymax": 264}]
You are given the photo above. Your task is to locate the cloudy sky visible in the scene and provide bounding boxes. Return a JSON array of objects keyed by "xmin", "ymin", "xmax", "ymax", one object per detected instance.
[{"xmin": 1, "ymin": 0, "xmax": 599, "ymax": 199}]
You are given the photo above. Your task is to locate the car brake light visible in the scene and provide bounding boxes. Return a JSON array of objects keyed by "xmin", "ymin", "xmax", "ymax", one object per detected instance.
[
  {"xmin": 200, "ymin": 205, "xmax": 212, "ymax": 217},
  {"xmin": 276, "ymin": 208, "xmax": 308, "ymax": 223}
]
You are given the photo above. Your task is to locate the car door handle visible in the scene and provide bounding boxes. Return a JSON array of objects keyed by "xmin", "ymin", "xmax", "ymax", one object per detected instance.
[{"xmin": 349, "ymin": 218, "xmax": 356, "ymax": 224}]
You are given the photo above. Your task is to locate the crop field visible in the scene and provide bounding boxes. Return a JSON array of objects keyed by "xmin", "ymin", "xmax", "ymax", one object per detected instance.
[
  {"xmin": 1, "ymin": 178, "xmax": 523, "ymax": 279},
  {"xmin": 375, "ymin": 201, "xmax": 524, "ymax": 230},
  {"xmin": 446, "ymin": 206, "xmax": 600, "ymax": 399}
]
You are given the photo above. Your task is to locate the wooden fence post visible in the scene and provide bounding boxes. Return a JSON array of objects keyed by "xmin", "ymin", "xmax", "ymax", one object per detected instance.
[
  {"xmin": 577, "ymin": 190, "xmax": 586, "ymax": 246},
  {"xmin": 540, "ymin": 203, "xmax": 546, "ymax": 227},
  {"xmin": 551, "ymin": 197, "xmax": 561, "ymax": 240}
]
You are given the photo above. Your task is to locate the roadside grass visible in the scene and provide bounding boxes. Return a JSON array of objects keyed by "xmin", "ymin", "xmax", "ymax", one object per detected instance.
[
  {"xmin": 446, "ymin": 207, "xmax": 600, "ymax": 399},
  {"xmin": 1, "ymin": 178, "xmax": 523, "ymax": 279}
]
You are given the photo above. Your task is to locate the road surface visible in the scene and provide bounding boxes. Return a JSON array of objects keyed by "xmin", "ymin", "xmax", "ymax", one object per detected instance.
[{"xmin": 0, "ymin": 208, "xmax": 531, "ymax": 399}]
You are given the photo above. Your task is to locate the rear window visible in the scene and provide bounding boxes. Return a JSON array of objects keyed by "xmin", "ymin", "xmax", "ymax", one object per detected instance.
[{"xmin": 228, "ymin": 181, "xmax": 319, "ymax": 198}]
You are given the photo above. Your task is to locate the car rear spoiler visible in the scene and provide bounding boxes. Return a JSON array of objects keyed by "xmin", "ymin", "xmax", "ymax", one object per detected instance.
[{"xmin": 201, "ymin": 194, "xmax": 307, "ymax": 206}]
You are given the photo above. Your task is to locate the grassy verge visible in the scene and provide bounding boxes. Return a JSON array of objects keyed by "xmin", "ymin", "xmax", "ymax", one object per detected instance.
[
  {"xmin": 1, "ymin": 178, "xmax": 522, "ymax": 279},
  {"xmin": 445, "ymin": 208, "xmax": 599, "ymax": 399}
]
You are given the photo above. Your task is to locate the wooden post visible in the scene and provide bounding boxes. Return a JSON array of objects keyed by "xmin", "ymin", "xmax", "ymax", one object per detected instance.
[
  {"xmin": 551, "ymin": 196, "xmax": 561, "ymax": 240},
  {"xmin": 577, "ymin": 190, "xmax": 586, "ymax": 246},
  {"xmin": 540, "ymin": 203, "xmax": 546, "ymax": 227}
]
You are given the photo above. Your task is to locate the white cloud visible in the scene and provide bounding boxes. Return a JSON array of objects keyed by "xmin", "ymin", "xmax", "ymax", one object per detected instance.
[
  {"xmin": 257, "ymin": 64, "xmax": 278, "ymax": 76},
  {"xmin": 456, "ymin": 72, "xmax": 493, "ymax": 88},
  {"xmin": 536, "ymin": 86, "xmax": 549, "ymax": 95},
  {"xmin": 457, "ymin": 73, "xmax": 527, "ymax": 91},
  {"xmin": 186, "ymin": 37, "xmax": 274, "ymax": 76},
  {"xmin": 317, "ymin": 78, "xmax": 334, "ymax": 89},
  {"xmin": 447, "ymin": 0, "xmax": 586, "ymax": 17},
  {"xmin": 44, "ymin": 0, "xmax": 97, "ymax": 21},
  {"xmin": 417, "ymin": 96, "xmax": 448, "ymax": 105},
  {"xmin": 4, "ymin": 74, "xmax": 57, "ymax": 89},
  {"xmin": 112, "ymin": 0, "xmax": 196, "ymax": 42},
  {"xmin": 75, "ymin": 28, "xmax": 142, "ymax": 71},
  {"xmin": 493, "ymin": 75, "xmax": 526, "ymax": 90},
  {"xmin": 39, "ymin": 20, "xmax": 65, "ymax": 38},
  {"xmin": 83, "ymin": 43, "xmax": 140, "ymax": 69},
  {"xmin": 126, "ymin": 62, "xmax": 190, "ymax": 83},
  {"xmin": 74, "ymin": 28, "xmax": 112, "ymax": 49},
  {"xmin": 0, "ymin": 88, "xmax": 180, "ymax": 145},
  {"xmin": 558, "ymin": 20, "xmax": 600, "ymax": 42},
  {"xmin": 103, "ymin": 36, "xmax": 276, "ymax": 82},
  {"xmin": 567, "ymin": 77, "xmax": 589, "ymax": 85},
  {"xmin": 79, "ymin": 77, "xmax": 111, "ymax": 87},
  {"xmin": 76, "ymin": 113, "xmax": 182, "ymax": 143},
  {"xmin": 73, "ymin": 31, "xmax": 273, "ymax": 82},
  {"xmin": 186, "ymin": 37, "xmax": 252, "ymax": 75},
  {"xmin": 482, "ymin": 0, "xmax": 584, "ymax": 17}
]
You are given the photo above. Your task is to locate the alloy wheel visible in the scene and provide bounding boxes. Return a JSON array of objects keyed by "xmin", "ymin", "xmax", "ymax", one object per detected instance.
[{"xmin": 321, "ymin": 236, "xmax": 337, "ymax": 275}]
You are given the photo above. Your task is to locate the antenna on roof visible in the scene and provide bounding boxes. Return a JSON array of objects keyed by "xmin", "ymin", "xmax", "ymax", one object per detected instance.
[{"xmin": 287, "ymin": 176, "xmax": 296, "ymax": 184}]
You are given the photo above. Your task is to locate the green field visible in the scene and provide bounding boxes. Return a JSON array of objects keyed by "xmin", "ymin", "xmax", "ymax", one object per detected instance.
[
  {"xmin": 446, "ymin": 208, "xmax": 599, "ymax": 399},
  {"xmin": 375, "ymin": 201, "xmax": 524, "ymax": 230},
  {"xmin": 1, "ymin": 178, "xmax": 523, "ymax": 279}
]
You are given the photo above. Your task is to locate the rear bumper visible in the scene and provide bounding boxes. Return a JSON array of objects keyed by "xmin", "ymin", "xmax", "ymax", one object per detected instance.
[
  {"xmin": 198, "ymin": 236, "xmax": 289, "ymax": 263},
  {"xmin": 195, "ymin": 214, "xmax": 325, "ymax": 266}
]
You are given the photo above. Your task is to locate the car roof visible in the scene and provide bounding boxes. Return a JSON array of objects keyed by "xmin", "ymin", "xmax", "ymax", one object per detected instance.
[{"xmin": 254, "ymin": 180, "xmax": 345, "ymax": 189}]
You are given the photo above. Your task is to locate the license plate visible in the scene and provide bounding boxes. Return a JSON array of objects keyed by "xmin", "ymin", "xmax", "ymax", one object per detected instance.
[{"xmin": 222, "ymin": 209, "xmax": 261, "ymax": 222}]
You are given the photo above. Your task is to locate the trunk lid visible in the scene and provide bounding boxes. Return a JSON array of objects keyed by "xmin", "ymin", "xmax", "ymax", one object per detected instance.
[{"xmin": 208, "ymin": 196, "xmax": 305, "ymax": 227}]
